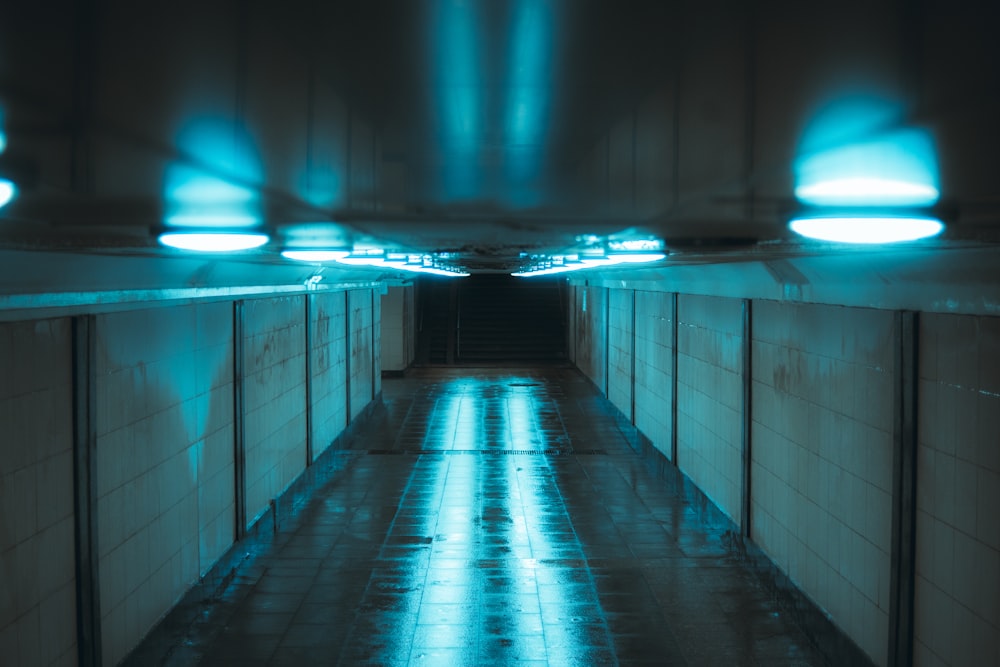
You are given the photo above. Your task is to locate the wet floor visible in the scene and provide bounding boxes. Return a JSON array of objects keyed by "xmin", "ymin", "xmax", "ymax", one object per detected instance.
[{"xmin": 134, "ymin": 367, "xmax": 825, "ymax": 666}]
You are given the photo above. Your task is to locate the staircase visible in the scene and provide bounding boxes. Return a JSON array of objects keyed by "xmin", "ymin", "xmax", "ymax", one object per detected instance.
[{"xmin": 416, "ymin": 275, "xmax": 567, "ymax": 364}]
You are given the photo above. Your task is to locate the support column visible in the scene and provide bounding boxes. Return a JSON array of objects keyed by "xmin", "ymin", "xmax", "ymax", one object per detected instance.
[
  {"xmin": 233, "ymin": 301, "xmax": 247, "ymax": 539},
  {"xmin": 740, "ymin": 299, "xmax": 753, "ymax": 537},
  {"xmin": 72, "ymin": 315, "xmax": 101, "ymax": 667},
  {"xmin": 889, "ymin": 311, "xmax": 918, "ymax": 667}
]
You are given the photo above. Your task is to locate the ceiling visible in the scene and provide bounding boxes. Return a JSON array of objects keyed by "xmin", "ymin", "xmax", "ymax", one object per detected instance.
[{"xmin": 0, "ymin": 0, "xmax": 999, "ymax": 291}]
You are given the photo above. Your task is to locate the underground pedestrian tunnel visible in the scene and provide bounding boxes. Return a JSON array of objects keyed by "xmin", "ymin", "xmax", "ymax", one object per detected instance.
[{"xmin": 1, "ymin": 1, "xmax": 999, "ymax": 666}]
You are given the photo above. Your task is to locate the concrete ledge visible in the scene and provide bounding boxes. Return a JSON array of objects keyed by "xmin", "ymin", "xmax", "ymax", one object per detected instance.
[{"xmin": 119, "ymin": 393, "xmax": 385, "ymax": 667}]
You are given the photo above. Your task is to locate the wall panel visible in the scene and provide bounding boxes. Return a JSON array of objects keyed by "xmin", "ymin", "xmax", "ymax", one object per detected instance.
[
  {"xmin": 914, "ymin": 314, "xmax": 1000, "ymax": 666},
  {"xmin": 607, "ymin": 289, "xmax": 634, "ymax": 420},
  {"xmin": 310, "ymin": 293, "xmax": 348, "ymax": 460},
  {"xmin": 0, "ymin": 318, "xmax": 76, "ymax": 667},
  {"xmin": 95, "ymin": 302, "xmax": 235, "ymax": 666},
  {"xmin": 676, "ymin": 295, "xmax": 744, "ymax": 522},
  {"xmin": 349, "ymin": 289, "xmax": 374, "ymax": 421},
  {"xmin": 634, "ymin": 291, "xmax": 674, "ymax": 459},
  {"xmin": 242, "ymin": 297, "xmax": 307, "ymax": 528},
  {"xmin": 751, "ymin": 300, "xmax": 894, "ymax": 666}
]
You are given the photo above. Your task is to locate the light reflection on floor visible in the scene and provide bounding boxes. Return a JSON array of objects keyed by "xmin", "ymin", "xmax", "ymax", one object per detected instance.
[{"xmin": 126, "ymin": 367, "xmax": 826, "ymax": 667}]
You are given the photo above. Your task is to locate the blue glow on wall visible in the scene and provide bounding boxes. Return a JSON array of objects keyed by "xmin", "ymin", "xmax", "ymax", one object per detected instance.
[
  {"xmin": 164, "ymin": 119, "xmax": 263, "ymax": 228},
  {"xmin": 0, "ymin": 107, "xmax": 6, "ymax": 154},
  {"xmin": 794, "ymin": 96, "xmax": 939, "ymax": 207},
  {"xmin": 434, "ymin": 0, "xmax": 481, "ymax": 200},
  {"xmin": 505, "ymin": 0, "xmax": 552, "ymax": 204}
]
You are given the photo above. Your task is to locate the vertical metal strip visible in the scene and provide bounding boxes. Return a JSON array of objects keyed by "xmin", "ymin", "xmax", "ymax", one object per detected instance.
[
  {"xmin": 889, "ymin": 311, "xmax": 918, "ymax": 667},
  {"xmin": 370, "ymin": 288, "xmax": 376, "ymax": 399},
  {"xmin": 304, "ymin": 294, "xmax": 314, "ymax": 465},
  {"xmin": 630, "ymin": 289, "xmax": 636, "ymax": 424},
  {"xmin": 670, "ymin": 293, "xmax": 679, "ymax": 464},
  {"xmin": 345, "ymin": 291, "xmax": 352, "ymax": 425},
  {"xmin": 741, "ymin": 299, "xmax": 753, "ymax": 537},
  {"xmin": 233, "ymin": 301, "xmax": 246, "ymax": 539},
  {"xmin": 72, "ymin": 315, "xmax": 101, "ymax": 667},
  {"xmin": 603, "ymin": 287, "xmax": 610, "ymax": 397}
]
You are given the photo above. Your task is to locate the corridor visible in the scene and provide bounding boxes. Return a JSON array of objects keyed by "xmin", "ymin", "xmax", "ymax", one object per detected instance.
[{"xmin": 126, "ymin": 367, "xmax": 823, "ymax": 666}]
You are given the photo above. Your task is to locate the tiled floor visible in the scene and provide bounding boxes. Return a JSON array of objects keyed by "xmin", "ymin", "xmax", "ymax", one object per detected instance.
[{"xmin": 133, "ymin": 367, "xmax": 825, "ymax": 666}]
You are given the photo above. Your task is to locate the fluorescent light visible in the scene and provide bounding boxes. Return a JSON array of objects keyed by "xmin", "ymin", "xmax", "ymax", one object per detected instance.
[
  {"xmin": 604, "ymin": 252, "xmax": 666, "ymax": 264},
  {"xmin": 158, "ymin": 231, "xmax": 269, "ymax": 252},
  {"xmin": 0, "ymin": 178, "xmax": 15, "ymax": 208},
  {"xmin": 795, "ymin": 178, "xmax": 939, "ymax": 207},
  {"xmin": 607, "ymin": 239, "xmax": 664, "ymax": 252},
  {"xmin": 281, "ymin": 249, "xmax": 350, "ymax": 262},
  {"xmin": 789, "ymin": 216, "xmax": 943, "ymax": 244}
]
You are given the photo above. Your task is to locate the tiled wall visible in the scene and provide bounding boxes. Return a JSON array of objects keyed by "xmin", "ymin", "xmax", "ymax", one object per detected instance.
[
  {"xmin": 95, "ymin": 303, "xmax": 235, "ymax": 667},
  {"xmin": 349, "ymin": 289, "xmax": 374, "ymax": 421},
  {"xmin": 914, "ymin": 314, "xmax": 1000, "ymax": 666},
  {"xmin": 0, "ymin": 288, "xmax": 381, "ymax": 666},
  {"xmin": 310, "ymin": 293, "xmax": 348, "ymax": 461},
  {"xmin": 676, "ymin": 295, "xmax": 744, "ymax": 523},
  {"xmin": 575, "ymin": 285, "xmax": 608, "ymax": 392},
  {"xmin": 607, "ymin": 289, "xmax": 634, "ymax": 421},
  {"xmin": 243, "ymin": 297, "xmax": 307, "ymax": 528},
  {"xmin": 633, "ymin": 291, "xmax": 673, "ymax": 460},
  {"xmin": 381, "ymin": 285, "xmax": 413, "ymax": 372},
  {"xmin": 0, "ymin": 318, "xmax": 77, "ymax": 667},
  {"xmin": 751, "ymin": 301, "xmax": 894, "ymax": 666}
]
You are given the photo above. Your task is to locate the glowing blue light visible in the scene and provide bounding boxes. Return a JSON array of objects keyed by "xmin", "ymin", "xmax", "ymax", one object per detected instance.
[
  {"xmin": 164, "ymin": 119, "xmax": 263, "ymax": 229},
  {"xmin": 505, "ymin": 0, "xmax": 553, "ymax": 199},
  {"xmin": 794, "ymin": 96, "xmax": 939, "ymax": 208},
  {"xmin": 0, "ymin": 107, "xmax": 6, "ymax": 154},
  {"xmin": 158, "ymin": 231, "xmax": 269, "ymax": 252},
  {"xmin": 795, "ymin": 178, "xmax": 939, "ymax": 207},
  {"xmin": 164, "ymin": 171, "xmax": 260, "ymax": 228},
  {"xmin": 789, "ymin": 216, "xmax": 944, "ymax": 244},
  {"xmin": 434, "ymin": 0, "xmax": 481, "ymax": 199},
  {"xmin": 0, "ymin": 179, "xmax": 15, "ymax": 208},
  {"xmin": 281, "ymin": 249, "xmax": 350, "ymax": 262}
]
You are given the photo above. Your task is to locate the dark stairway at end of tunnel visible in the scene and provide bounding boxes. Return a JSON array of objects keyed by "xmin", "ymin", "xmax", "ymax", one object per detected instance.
[{"xmin": 417, "ymin": 275, "xmax": 567, "ymax": 365}]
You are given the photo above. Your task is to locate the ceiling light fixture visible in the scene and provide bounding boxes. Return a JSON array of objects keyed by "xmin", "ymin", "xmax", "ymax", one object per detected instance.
[
  {"xmin": 158, "ymin": 231, "xmax": 270, "ymax": 252},
  {"xmin": 281, "ymin": 249, "xmax": 351, "ymax": 262},
  {"xmin": 788, "ymin": 216, "xmax": 944, "ymax": 244},
  {"xmin": 0, "ymin": 178, "xmax": 15, "ymax": 209}
]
